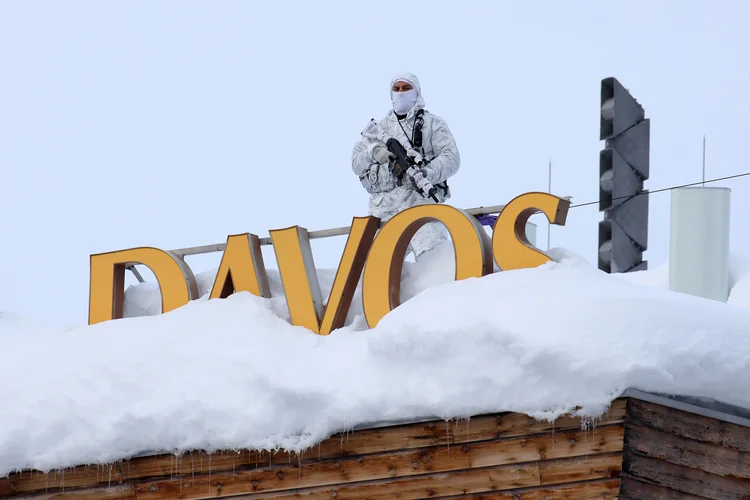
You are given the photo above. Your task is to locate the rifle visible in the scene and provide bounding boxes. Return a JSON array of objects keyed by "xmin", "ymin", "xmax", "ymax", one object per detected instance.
[{"xmin": 386, "ymin": 138, "xmax": 439, "ymax": 202}]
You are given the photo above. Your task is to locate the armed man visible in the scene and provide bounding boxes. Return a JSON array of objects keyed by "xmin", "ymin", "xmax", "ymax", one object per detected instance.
[{"xmin": 351, "ymin": 72, "xmax": 460, "ymax": 261}]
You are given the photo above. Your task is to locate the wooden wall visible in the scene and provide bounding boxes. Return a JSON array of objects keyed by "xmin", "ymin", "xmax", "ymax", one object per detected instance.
[
  {"xmin": 5, "ymin": 393, "xmax": 750, "ymax": 498},
  {"xmin": 0, "ymin": 400, "xmax": 625, "ymax": 499},
  {"xmin": 619, "ymin": 398, "xmax": 750, "ymax": 499}
]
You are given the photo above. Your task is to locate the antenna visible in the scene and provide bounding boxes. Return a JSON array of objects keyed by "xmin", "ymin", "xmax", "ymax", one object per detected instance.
[
  {"xmin": 702, "ymin": 134, "xmax": 706, "ymax": 186},
  {"xmin": 547, "ymin": 159, "xmax": 552, "ymax": 250}
]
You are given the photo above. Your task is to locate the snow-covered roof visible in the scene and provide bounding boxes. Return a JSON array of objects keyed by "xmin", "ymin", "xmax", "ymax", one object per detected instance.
[
  {"xmin": 620, "ymin": 388, "xmax": 750, "ymax": 428},
  {"xmin": 1, "ymin": 244, "xmax": 750, "ymax": 477}
]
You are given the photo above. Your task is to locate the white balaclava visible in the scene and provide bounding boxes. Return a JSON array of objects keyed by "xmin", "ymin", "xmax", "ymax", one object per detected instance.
[{"xmin": 390, "ymin": 73, "xmax": 421, "ymax": 115}]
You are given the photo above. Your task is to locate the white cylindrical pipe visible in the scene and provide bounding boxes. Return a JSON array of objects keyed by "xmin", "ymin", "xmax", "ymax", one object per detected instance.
[{"xmin": 669, "ymin": 186, "xmax": 731, "ymax": 302}]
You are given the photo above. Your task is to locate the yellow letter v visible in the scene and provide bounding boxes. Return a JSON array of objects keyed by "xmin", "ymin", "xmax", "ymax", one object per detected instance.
[{"xmin": 269, "ymin": 216, "xmax": 380, "ymax": 335}]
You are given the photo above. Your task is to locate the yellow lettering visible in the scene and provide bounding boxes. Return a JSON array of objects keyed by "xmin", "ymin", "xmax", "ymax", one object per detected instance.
[
  {"xmin": 89, "ymin": 248, "xmax": 199, "ymax": 325},
  {"xmin": 362, "ymin": 204, "xmax": 492, "ymax": 329},
  {"xmin": 209, "ymin": 233, "xmax": 271, "ymax": 300},
  {"xmin": 493, "ymin": 192, "xmax": 570, "ymax": 271},
  {"xmin": 87, "ymin": 192, "xmax": 575, "ymax": 331},
  {"xmin": 269, "ymin": 216, "xmax": 380, "ymax": 334}
]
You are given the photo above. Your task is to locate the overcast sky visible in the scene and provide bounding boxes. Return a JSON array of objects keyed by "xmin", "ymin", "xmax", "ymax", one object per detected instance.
[{"xmin": 2, "ymin": 0, "xmax": 749, "ymax": 327}]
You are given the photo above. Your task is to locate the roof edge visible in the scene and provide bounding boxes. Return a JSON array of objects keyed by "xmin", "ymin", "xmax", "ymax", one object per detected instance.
[
  {"xmin": 621, "ymin": 388, "xmax": 750, "ymax": 428},
  {"xmin": 77, "ymin": 389, "xmax": 750, "ymax": 465}
]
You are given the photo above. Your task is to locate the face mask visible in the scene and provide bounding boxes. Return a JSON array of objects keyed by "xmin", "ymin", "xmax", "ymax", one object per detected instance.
[{"xmin": 391, "ymin": 88, "xmax": 417, "ymax": 114}]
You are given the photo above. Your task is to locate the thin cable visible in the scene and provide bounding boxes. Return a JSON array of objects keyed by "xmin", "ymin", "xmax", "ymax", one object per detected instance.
[{"xmin": 570, "ymin": 171, "xmax": 750, "ymax": 209}]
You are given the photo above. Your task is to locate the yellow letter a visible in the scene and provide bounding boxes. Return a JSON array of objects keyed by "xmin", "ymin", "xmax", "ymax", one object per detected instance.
[{"xmin": 209, "ymin": 233, "xmax": 271, "ymax": 300}]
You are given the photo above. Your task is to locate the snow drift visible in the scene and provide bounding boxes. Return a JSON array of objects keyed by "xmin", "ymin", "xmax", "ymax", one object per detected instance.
[{"xmin": 1, "ymin": 244, "xmax": 750, "ymax": 478}]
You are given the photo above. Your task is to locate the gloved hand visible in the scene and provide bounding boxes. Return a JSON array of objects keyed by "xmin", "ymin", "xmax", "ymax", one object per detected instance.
[
  {"xmin": 372, "ymin": 144, "xmax": 394, "ymax": 165},
  {"xmin": 361, "ymin": 119, "xmax": 390, "ymax": 144},
  {"xmin": 408, "ymin": 166, "xmax": 438, "ymax": 201},
  {"xmin": 406, "ymin": 148, "xmax": 424, "ymax": 165}
]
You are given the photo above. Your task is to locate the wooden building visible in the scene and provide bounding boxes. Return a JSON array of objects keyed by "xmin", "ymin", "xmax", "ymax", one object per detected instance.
[{"xmin": 1, "ymin": 388, "xmax": 748, "ymax": 499}]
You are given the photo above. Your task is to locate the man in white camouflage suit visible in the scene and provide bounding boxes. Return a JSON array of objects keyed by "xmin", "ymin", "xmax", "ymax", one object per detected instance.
[{"xmin": 351, "ymin": 72, "xmax": 460, "ymax": 260}]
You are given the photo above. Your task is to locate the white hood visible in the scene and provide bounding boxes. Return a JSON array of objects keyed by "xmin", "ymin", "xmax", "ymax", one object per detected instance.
[{"xmin": 389, "ymin": 72, "xmax": 425, "ymax": 117}]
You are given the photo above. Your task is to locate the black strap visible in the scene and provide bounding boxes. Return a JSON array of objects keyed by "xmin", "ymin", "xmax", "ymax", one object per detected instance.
[
  {"xmin": 413, "ymin": 109, "xmax": 424, "ymax": 148},
  {"xmin": 403, "ymin": 109, "xmax": 450, "ymax": 196},
  {"xmin": 397, "ymin": 109, "xmax": 425, "ymax": 151},
  {"xmin": 396, "ymin": 108, "xmax": 446, "ymax": 194}
]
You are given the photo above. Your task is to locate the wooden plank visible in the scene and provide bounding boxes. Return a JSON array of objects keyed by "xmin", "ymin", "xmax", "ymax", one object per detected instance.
[
  {"xmin": 627, "ymin": 399, "xmax": 750, "ymax": 453},
  {"xmin": 623, "ymin": 452, "xmax": 750, "ymax": 500},
  {"xmin": 144, "ymin": 454, "xmax": 621, "ymax": 500},
  {"xmin": 9, "ymin": 467, "xmax": 112, "ymax": 496},
  {"xmin": 619, "ymin": 474, "xmax": 709, "ymax": 499},
  {"xmin": 133, "ymin": 426, "xmax": 624, "ymax": 499},
  {"xmin": 625, "ymin": 422, "xmax": 750, "ymax": 480},
  {"xmin": 537, "ymin": 451, "xmax": 621, "ymax": 485},
  {"xmin": 1, "ymin": 400, "xmax": 626, "ymax": 496},
  {"xmin": 2, "ymin": 464, "xmax": 128, "ymax": 496},
  {"xmin": 446, "ymin": 478, "xmax": 622, "ymax": 499},
  {"xmin": 15, "ymin": 483, "xmax": 136, "ymax": 499},
  {"xmin": 304, "ymin": 397, "xmax": 624, "ymax": 460},
  {"xmin": 224, "ymin": 459, "xmax": 542, "ymax": 499}
]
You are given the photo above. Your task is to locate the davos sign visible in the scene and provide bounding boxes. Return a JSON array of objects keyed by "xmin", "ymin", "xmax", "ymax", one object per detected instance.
[{"xmin": 88, "ymin": 192, "xmax": 570, "ymax": 333}]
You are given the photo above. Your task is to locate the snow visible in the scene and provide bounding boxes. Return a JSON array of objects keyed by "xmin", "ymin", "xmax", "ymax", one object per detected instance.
[
  {"xmin": 614, "ymin": 251, "xmax": 750, "ymax": 309},
  {"xmin": 2, "ymin": 243, "xmax": 750, "ymax": 478}
]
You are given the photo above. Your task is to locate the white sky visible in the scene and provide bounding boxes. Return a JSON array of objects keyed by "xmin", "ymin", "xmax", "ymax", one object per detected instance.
[{"xmin": 2, "ymin": 0, "xmax": 749, "ymax": 327}]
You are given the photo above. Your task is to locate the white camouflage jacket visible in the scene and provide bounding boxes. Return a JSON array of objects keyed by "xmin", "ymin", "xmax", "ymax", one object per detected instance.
[{"xmin": 351, "ymin": 73, "xmax": 460, "ymax": 223}]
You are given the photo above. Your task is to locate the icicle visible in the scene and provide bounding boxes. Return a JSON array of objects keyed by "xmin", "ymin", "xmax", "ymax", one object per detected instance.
[
  {"xmin": 445, "ymin": 421, "xmax": 450, "ymax": 456},
  {"xmin": 552, "ymin": 420, "xmax": 556, "ymax": 449},
  {"xmin": 208, "ymin": 453, "xmax": 212, "ymax": 493}
]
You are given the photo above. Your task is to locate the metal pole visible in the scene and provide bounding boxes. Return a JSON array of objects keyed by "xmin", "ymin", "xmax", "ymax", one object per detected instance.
[
  {"xmin": 123, "ymin": 198, "xmax": 571, "ymax": 281},
  {"xmin": 547, "ymin": 159, "xmax": 552, "ymax": 251},
  {"xmin": 702, "ymin": 134, "xmax": 706, "ymax": 186},
  {"xmin": 126, "ymin": 265, "xmax": 145, "ymax": 283},
  {"xmin": 167, "ymin": 203, "xmax": 518, "ymax": 258}
]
